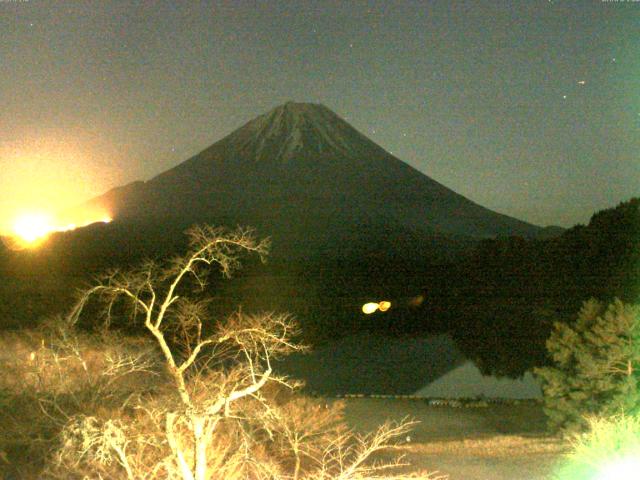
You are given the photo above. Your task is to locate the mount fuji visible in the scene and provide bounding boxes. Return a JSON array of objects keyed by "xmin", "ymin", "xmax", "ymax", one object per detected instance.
[{"xmin": 77, "ymin": 102, "xmax": 541, "ymax": 264}]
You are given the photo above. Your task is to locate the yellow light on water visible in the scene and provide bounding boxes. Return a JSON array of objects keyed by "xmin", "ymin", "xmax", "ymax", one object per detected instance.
[
  {"xmin": 362, "ymin": 301, "xmax": 392, "ymax": 314},
  {"xmin": 362, "ymin": 302, "xmax": 379, "ymax": 314}
]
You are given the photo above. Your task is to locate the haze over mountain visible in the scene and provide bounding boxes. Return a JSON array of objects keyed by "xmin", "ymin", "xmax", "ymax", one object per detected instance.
[{"xmin": 79, "ymin": 102, "xmax": 543, "ymax": 262}]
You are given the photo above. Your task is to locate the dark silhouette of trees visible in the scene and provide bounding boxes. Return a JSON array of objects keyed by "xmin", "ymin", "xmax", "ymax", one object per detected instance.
[{"xmin": 438, "ymin": 198, "xmax": 640, "ymax": 377}]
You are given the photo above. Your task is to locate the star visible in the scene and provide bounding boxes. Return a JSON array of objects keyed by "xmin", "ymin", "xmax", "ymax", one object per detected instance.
[{"xmin": 563, "ymin": 95, "xmax": 567, "ymax": 99}]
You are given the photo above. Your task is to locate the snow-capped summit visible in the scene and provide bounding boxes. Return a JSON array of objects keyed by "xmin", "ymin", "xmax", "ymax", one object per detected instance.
[{"xmin": 230, "ymin": 102, "xmax": 373, "ymax": 161}]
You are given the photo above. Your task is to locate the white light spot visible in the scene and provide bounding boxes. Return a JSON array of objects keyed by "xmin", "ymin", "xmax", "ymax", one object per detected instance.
[
  {"xmin": 597, "ymin": 456, "xmax": 640, "ymax": 480},
  {"xmin": 362, "ymin": 303, "xmax": 379, "ymax": 314},
  {"xmin": 13, "ymin": 213, "xmax": 53, "ymax": 243}
]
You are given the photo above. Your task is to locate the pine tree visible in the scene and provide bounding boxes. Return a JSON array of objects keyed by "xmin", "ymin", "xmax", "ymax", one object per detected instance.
[{"xmin": 535, "ymin": 298, "xmax": 640, "ymax": 433}]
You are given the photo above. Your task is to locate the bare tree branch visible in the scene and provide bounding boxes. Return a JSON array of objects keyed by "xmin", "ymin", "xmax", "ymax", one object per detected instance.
[{"xmin": 43, "ymin": 224, "xmax": 430, "ymax": 480}]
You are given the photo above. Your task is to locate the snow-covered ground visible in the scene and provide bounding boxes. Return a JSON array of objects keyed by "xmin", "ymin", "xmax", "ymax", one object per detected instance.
[{"xmin": 342, "ymin": 397, "xmax": 565, "ymax": 480}]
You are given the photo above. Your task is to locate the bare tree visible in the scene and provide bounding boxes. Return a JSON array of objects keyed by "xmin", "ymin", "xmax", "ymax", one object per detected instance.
[{"xmin": 50, "ymin": 225, "xmax": 441, "ymax": 479}]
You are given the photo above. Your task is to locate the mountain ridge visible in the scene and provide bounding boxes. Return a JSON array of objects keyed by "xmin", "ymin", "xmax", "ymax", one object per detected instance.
[{"xmin": 81, "ymin": 101, "xmax": 542, "ymax": 251}]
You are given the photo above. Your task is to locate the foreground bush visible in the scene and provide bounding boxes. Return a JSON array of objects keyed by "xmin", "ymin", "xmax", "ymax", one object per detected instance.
[
  {"xmin": 535, "ymin": 298, "xmax": 640, "ymax": 433},
  {"xmin": 554, "ymin": 414, "xmax": 640, "ymax": 480},
  {"xmin": 3, "ymin": 225, "xmax": 438, "ymax": 479},
  {"xmin": 0, "ymin": 325, "xmax": 159, "ymax": 478}
]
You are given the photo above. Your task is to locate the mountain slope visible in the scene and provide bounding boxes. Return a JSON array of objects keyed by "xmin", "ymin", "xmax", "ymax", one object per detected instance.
[{"xmin": 80, "ymin": 102, "xmax": 541, "ymax": 260}]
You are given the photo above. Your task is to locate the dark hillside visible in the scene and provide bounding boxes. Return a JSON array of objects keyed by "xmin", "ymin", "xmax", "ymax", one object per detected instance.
[{"xmin": 434, "ymin": 198, "xmax": 640, "ymax": 377}]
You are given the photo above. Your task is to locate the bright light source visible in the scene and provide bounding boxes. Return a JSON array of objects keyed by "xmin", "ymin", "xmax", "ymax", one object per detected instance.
[
  {"xmin": 362, "ymin": 301, "xmax": 392, "ymax": 314},
  {"xmin": 362, "ymin": 302, "xmax": 379, "ymax": 314},
  {"xmin": 597, "ymin": 457, "xmax": 640, "ymax": 480},
  {"xmin": 13, "ymin": 213, "xmax": 53, "ymax": 243},
  {"xmin": 8, "ymin": 210, "xmax": 113, "ymax": 249}
]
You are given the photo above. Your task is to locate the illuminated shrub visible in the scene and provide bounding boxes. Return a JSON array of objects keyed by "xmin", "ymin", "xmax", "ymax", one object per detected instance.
[
  {"xmin": 535, "ymin": 299, "xmax": 640, "ymax": 433},
  {"xmin": 0, "ymin": 326, "xmax": 161, "ymax": 479},
  {"xmin": 554, "ymin": 414, "xmax": 640, "ymax": 480}
]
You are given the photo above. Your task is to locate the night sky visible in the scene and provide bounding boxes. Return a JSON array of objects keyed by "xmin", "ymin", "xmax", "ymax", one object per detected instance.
[{"xmin": 1, "ymin": 0, "xmax": 638, "ymax": 232}]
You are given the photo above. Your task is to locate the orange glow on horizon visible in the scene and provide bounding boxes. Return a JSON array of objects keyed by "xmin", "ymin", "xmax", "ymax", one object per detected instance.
[
  {"xmin": 7, "ymin": 211, "xmax": 112, "ymax": 249},
  {"xmin": 0, "ymin": 132, "xmax": 124, "ymax": 240},
  {"xmin": 13, "ymin": 213, "xmax": 55, "ymax": 244}
]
